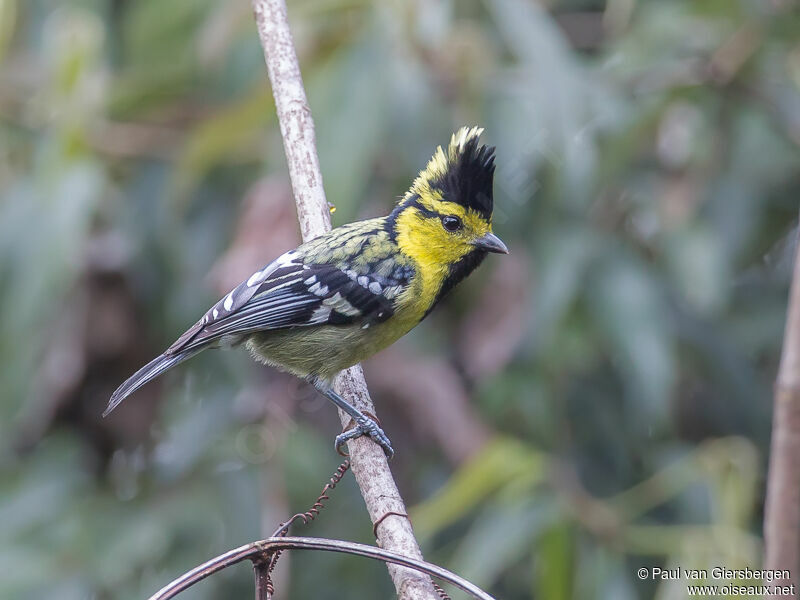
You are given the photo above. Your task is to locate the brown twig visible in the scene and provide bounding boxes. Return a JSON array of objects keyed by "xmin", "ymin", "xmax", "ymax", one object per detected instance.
[
  {"xmin": 763, "ymin": 226, "xmax": 800, "ymax": 596},
  {"xmin": 249, "ymin": 1, "xmax": 437, "ymax": 597},
  {"xmin": 146, "ymin": 536, "xmax": 496, "ymax": 600}
]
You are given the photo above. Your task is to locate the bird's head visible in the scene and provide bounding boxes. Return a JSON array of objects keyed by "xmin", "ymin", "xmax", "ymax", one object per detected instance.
[{"xmin": 393, "ymin": 127, "xmax": 507, "ymax": 275}]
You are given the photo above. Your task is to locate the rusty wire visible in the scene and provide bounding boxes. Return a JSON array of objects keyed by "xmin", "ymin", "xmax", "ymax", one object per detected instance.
[
  {"xmin": 260, "ymin": 459, "xmax": 457, "ymax": 600},
  {"xmin": 262, "ymin": 458, "xmax": 452, "ymax": 600},
  {"xmin": 433, "ymin": 581, "xmax": 453, "ymax": 600},
  {"xmin": 272, "ymin": 459, "xmax": 351, "ymax": 537},
  {"xmin": 261, "ymin": 459, "xmax": 351, "ymax": 597},
  {"xmin": 147, "ymin": 535, "xmax": 497, "ymax": 600},
  {"xmin": 144, "ymin": 456, "xmax": 497, "ymax": 600}
]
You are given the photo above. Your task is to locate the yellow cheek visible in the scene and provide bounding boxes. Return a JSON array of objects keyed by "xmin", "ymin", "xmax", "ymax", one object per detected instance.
[
  {"xmin": 398, "ymin": 211, "xmax": 470, "ymax": 265},
  {"xmin": 394, "ymin": 209, "xmax": 477, "ymax": 317}
]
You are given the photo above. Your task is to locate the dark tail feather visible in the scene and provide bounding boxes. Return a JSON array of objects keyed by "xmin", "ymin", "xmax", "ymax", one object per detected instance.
[{"xmin": 103, "ymin": 348, "xmax": 202, "ymax": 417}]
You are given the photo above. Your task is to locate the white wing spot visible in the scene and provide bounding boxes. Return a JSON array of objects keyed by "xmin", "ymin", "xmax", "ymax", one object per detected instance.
[
  {"xmin": 247, "ymin": 269, "xmax": 267, "ymax": 287},
  {"xmin": 304, "ymin": 275, "xmax": 317, "ymax": 285},
  {"xmin": 368, "ymin": 281, "xmax": 382, "ymax": 295},
  {"xmin": 357, "ymin": 276, "xmax": 369, "ymax": 287},
  {"xmin": 244, "ymin": 251, "xmax": 297, "ymax": 288},
  {"xmin": 311, "ymin": 305, "xmax": 331, "ymax": 323},
  {"xmin": 323, "ymin": 292, "xmax": 361, "ymax": 316},
  {"xmin": 223, "ymin": 292, "xmax": 234, "ymax": 311},
  {"xmin": 362, "ymin": 323, "xmax": 370, "ymax": 329},
  {"xmin": 308, "ymin": 282, "xmax": 329, "ymax": 296},
  {"xmin": 212, "ymin": 308, "xmax": 219, "ymax": 319}
]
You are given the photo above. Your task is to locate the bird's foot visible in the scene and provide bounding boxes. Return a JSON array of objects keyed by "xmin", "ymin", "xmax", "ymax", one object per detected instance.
[{"xmin": 335, "ymin": 413, "xmax": 394, "ymax": 459}]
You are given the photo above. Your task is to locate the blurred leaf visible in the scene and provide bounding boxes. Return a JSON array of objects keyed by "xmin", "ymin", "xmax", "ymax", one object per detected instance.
[
  {"xmin": 533, "ymin": 521, "xmax": 574, "ymax": 600},
  {"xmin": 309, "ymin": 29, "xmax": 388, "ymax": 220},
  {"xmin": 0, "ymin": 0, "xmax": 16, "ymax": 63},
  {"xmin": 412, "ymin": 437, "xmax": 544, "ymax": 536},
  {"xmin": 573, "ymin": 547, "xmax": 638, "ymax": 600},
  {"xmin": 697, "ymin": 437, "xmax": 759, "ymax": 530},
  {"xmin": 0, "ymin": 161, "xmax": 105, "ymax": 414},
  {"xmin": 173, "ymin": 85, "xmax": 274, "ymax": 197},
  {"xmin": 487, "ymin": 0, "xmax": 619, "ymax": 202},
  {"xmin": 532, "ymin": 226, "xmax": 601, "ymax": 350},
  {"xmin": 589, "ymin": 252, "xmax": 675, "ymax": 419},
  {"xmin": 452, "ymin": 496, "xmax": 558, "ymax": 589},
  {"xmin": 123, "ymin": 0, "xmax": 213, "ymax": 70},
  {"xmin": 662, "ymin": 225, "xmax": 729, "ymax": 314}
]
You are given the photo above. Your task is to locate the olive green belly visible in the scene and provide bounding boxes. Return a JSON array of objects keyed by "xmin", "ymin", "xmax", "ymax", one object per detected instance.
[{"xmin": 245, "ymin": 318, "xmax": 414, "ymax": 382}]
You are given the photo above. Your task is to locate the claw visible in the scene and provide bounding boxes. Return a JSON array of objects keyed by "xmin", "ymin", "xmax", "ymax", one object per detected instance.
[
  {"xmin": 334, "ymin": 414, "xmax": 394, "ymax": 459},
  {"xmin": 312, "ymin": 382, "xmax": 396, "ymax": 459}
]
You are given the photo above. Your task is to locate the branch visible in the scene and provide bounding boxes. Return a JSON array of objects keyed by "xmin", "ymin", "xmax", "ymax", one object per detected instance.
[
  {"xmin": 764, "ymin": 225, "xmax": 800, "ymax": 596},
  {"xmin": 250, "ymin": 1, "xmax": 437, "ymax": 597},
  {"xmin": 147, "ymin": 536, "xmax": 495, "ymax": 600}
]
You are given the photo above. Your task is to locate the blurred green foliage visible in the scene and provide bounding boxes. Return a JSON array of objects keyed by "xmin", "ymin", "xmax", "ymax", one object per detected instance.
[{"xmin": 1, "ymin": 0, "xmax": 799, "ymax": 598}]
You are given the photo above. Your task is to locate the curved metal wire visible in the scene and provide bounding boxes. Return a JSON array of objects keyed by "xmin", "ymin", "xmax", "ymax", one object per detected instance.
[{"xmin": 147, "ymin": 536, "xmax": 496, "ymax": 600}]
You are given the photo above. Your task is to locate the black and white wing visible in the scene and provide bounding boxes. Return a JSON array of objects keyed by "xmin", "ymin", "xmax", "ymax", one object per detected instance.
[
  {"xmin": 105, "ymin": 249, "xmax": 412, "ymax": 415},
  {"xmin": 165, "ymin": 250, "xmax": 408, "ymax": 356}
]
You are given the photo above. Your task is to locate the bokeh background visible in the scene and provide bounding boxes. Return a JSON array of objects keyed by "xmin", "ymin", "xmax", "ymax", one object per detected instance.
[{"xmin": 2, "ymin": 0, "xmax": 799, "ymax": 598}]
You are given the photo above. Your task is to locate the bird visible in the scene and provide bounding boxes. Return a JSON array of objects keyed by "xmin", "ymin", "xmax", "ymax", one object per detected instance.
[{"xmin": 104, "ymin": 126, "xmax": 507, "ymax": 458}]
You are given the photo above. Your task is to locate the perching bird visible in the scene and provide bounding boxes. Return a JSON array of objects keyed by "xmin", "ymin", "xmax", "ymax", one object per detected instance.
[{"xmin": 105, "ymin": 127, "xmax": 507, "ymax": 457}]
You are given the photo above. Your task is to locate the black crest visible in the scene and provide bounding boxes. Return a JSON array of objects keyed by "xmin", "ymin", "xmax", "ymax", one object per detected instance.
[
  {"xmin": 433, "ymin": 134, "xmax": 495, "ymax": 219},
  {"xmin": 408, "ymin": 127, "xmax": 496, "ymax": 220}
]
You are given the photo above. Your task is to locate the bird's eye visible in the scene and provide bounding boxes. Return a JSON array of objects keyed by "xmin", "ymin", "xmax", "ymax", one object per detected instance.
[{"xmin": 441, "ymin": 216, "xmax": 462, "ymax": 232}]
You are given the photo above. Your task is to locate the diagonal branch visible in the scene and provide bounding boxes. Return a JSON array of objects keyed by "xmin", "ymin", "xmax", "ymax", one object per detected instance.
[
  {"xmin": 763, "ymin": 224, "xmax": 800, "ymax": 596},
  {"xmin": 250, "ymin": 1, "xmax": 437, "ymax": 597}
]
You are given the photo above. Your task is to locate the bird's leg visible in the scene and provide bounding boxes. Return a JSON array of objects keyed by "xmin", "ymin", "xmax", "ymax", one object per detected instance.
[{"xmin": 311, "ymin": 380, "xmax": 394, "ymax": 459}]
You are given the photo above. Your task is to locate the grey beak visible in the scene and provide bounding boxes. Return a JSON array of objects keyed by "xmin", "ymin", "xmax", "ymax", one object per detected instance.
[{"xmin": 473, "ymin": 232, "xmax": 509, "ymax": 254}]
